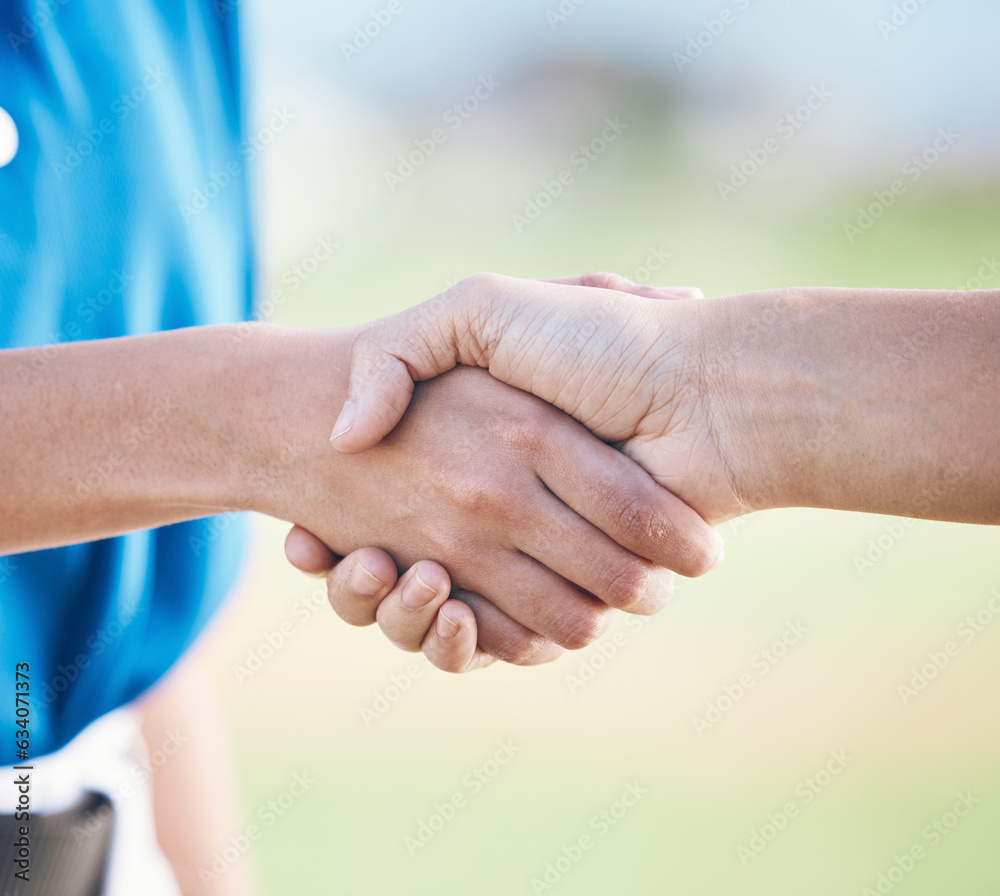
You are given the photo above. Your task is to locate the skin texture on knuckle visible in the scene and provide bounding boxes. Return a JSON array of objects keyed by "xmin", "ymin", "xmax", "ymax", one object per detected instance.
[
  {"xmin": 651, "ymin": 511, "xmax": 720, "ymax": 578},
  {"xmin": 446, "ymin": 474, "xmax": 503, "ymax": 516},
  {"xmin": 488, "ymin": 631, "xmax": 561, "ymax": 666},
  {"xmin": 497, "ymin": 407, "xmax": 550, "ymax": 459},
  {"xmin": 626, "ymin": 570, "xmax": 674, "ymax": 616},
  {"xmin": 603, "ymin": 489, "xmax": 719, "ymax": 579},
  {"xmin": 444, "ymin": 273, "xmax": 505, "ymax": 364},
  {"xmin": 608, "ymin": 492, "xmax": 664, "ymax": 546},
  {"xmin": 682, "ymin": 530, "xmax": 724, "ymax": 578},
  {"xmin": 602, "ymin": 561, "xmax": 654, "ymax": 613},
  {"xmin": 548, "ymin": 603, "xmax": 615, "ymax": 651}
]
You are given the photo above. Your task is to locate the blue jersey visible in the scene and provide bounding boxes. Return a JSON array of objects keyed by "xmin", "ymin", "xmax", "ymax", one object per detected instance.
[{"xmin": 0, "ymin": 0, "xmax": 253, "ymax": 763}]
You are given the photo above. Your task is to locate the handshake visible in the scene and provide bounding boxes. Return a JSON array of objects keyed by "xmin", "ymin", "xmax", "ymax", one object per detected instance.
[
  {"xmin": 8, "ymin": 271, "xmax": 992, "ymax": 673},
  {"xmin": 273, "ymin": 272, "xmax": 997, "ymax": 672}
]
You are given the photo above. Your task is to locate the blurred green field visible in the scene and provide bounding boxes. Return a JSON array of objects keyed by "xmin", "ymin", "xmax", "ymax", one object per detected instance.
[{"xmin": 208, "ymin": 140, "xmax": 1000, "ymax": 895}]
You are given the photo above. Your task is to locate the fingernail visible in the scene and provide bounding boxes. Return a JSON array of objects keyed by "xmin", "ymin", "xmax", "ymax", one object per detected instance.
[
  {"xmin": 436, "ymin": 604, "xmax": 461, "ymax": 640},
  {"xmin": 348, "ymin": 559, "xmax": 384, "ymax": 596},
  {"xmin": 330, "ymin": 400, "xmax": 356, "ymax": 442},
  {"xmin": 401, "ymin": 571, "xmax": 437, "ymax": 609}
]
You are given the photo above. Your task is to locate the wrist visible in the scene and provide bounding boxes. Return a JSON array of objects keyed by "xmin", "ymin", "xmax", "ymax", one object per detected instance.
[
  {"xmin": 691, "ymin": 289, "xmax": 818, "ymax": 514},
  {"xmin": 200, "ymin": 323, "xmax": 357, "ymax": 518},
  {"xmin": 694, "ymin": 286, "xmax": 1000, "ymax": 520}
]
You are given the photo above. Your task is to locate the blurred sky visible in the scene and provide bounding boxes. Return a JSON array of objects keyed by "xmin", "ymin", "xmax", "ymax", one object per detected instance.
[
  {"xmin": 249, "ymin": 0, "xmax": 1000, "ymax": 152},
  {"xmin": 243, "ymin": 0, "xmax": 1000, "ymax": 272}
]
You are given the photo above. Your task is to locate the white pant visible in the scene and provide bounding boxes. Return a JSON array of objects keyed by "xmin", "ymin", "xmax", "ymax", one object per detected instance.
[{"xmin": 1, "ymin": 708, "xmax": 181, "ymax": 896}]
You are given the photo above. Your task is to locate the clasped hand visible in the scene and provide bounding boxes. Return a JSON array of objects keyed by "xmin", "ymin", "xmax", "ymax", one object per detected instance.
[{"xmin": 285, "ymin": 274, "xmax": 726, "ymax": 672}]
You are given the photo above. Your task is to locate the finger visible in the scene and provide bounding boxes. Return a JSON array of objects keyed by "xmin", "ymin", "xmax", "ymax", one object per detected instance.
[
  {"xmin": 535, "ymin": 416, "xmax": 724, "ymax": 578},
  {"xmin": 420, "ymin": 599, "xmax": 495, "ymax": 673},
  {"xmin": 329, "ymin": 356, "xmax": 418, "ymax": 454},
  {"xmin": 330, "ymin": 299, "xmax": 465, "ymax": 454},
  {"xmin": 452, "ymin": 591, "xmax": 565, "ymax": 666},
  {"xmin": 540, "ymin": 272, "xmax": 703, "ymax": 300},
  {"xmin": 515, "ymin": 486, "xmax": 677, "ymax": 616},
  {"xmin": 330, "ymin": 274, "xmax": 511, "ymax": 454},
  {"xmin": 456, "ymin": 552, "xmax": 616, "ymax": 651},
  {"xmin": 326, "ymin": 548, "xmax": 400, "ymax": 627},
  {"xmin": 374, "ymin": 562, "xmax": 452, "ymax": 651},
  {"xmin": 284, "ymin": 524, "xmax": 338, "ymax": 576}
]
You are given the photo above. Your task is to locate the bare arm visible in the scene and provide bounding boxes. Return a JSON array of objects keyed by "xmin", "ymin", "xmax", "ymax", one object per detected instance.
[
  {"xmin": 698, "ymin": 287, "xmax": 1000, "ymax": 523},
  {"xmin": 2, "ymin": 321, "xmax": 721, "ymax": 660},
  {"xmin": 331, "ymin": 274, "xmax": 1000, "ymax": 525},
  {"xmin": 2, "ymin": 324, "xmax": 268, "ymax": 552}
]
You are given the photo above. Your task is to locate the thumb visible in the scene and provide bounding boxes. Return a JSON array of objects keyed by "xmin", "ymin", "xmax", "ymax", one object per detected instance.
[
  {"xmin": 329, "ymin": 349, "xmax": 421, "ymax": 453},
  {"xmin": 328, "ymin": 270, "xmax": 695, "ymax": 454},
  {"xmin": 329, "ymin": 282, "xmax": 489, "ymax": 453},
  {"xmin": 284, "ymin": 524, "xmax": 337, "ymax": 576}
]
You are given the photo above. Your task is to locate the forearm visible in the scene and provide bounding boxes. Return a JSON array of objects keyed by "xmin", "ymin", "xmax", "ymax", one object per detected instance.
[
  {"xmin": 697, "ymin": 287, "xmax": 1000, "ymax": 522},
  {"xmin": 0, "ymin": 323, "xmax": 354, "ymax": 553}
]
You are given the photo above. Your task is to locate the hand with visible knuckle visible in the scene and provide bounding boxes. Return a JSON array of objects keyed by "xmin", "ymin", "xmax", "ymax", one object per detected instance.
[
  {"xmin": 320, "ymin": 269, "xmax": 744, "ymax": 668},
  {"xmin": 305, "ymin": 366, "xmax": 643, "ymax": 666},
  {"xmin": 604, "ymin": 562, "xmax": 651, "ymax": 612}
]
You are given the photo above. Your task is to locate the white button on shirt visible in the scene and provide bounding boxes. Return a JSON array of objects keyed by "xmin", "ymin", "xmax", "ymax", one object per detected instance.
[{"xmin": 0, "ymin": 106, "xmax": 19, "ymax": 167}]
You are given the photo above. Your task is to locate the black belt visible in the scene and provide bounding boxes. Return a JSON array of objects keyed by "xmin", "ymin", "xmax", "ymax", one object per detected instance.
[{"xmin": 1, "ymin": 791, "xmax": 113, "ymax": 896}]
